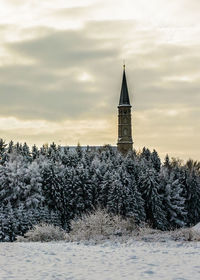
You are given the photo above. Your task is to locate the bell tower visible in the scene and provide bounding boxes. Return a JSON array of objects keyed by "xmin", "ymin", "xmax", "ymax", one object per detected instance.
[{"xmin": 117, "ymin": 65, "xmax": 133, "ymax": 154}]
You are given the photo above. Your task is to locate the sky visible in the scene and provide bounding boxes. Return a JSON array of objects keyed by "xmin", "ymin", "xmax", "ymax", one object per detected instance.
[{"xmin": 0, "ymin": 0, "xmax": 199, "ymax": 160}]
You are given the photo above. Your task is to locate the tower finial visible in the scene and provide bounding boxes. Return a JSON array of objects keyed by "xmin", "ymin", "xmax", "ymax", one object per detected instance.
[{"xmin": 123, "ymin": 60, "xmax": 125, "ymax": 70}]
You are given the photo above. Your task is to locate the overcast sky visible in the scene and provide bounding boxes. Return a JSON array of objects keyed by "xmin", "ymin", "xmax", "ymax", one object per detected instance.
[{"xmin": 0, "ymin": 0, "xmax": 199, "ymax": 160}]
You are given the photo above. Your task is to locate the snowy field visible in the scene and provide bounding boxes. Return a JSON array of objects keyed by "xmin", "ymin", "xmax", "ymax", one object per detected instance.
[{"xmin": 0, "ymin": 242, "xmax": 200, "ymax": 280}]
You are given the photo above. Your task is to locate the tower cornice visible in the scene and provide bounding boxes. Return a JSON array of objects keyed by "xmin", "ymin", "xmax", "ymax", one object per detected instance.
[{"xmin": 118, "ymin": 104, "xmax": 132, "ymax": 108}]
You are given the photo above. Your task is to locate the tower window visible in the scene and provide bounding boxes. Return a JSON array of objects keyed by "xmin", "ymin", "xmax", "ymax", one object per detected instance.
[{"xmin": 123, "ymin": 128, "xmax": 128, "ymax": 136}]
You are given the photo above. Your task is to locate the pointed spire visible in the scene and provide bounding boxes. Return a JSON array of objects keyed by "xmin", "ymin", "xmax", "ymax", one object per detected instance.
[{"xmin": 119, "ymin": 64, "xmax": 130, "ymax": 106}]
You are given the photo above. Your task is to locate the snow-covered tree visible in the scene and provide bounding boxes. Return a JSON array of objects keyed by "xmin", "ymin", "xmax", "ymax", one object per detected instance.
[
  {"xmin": 184, "ymin": 169, "xmax": 200, "ymax": 226},
  {"xmin": 31, "ymin": 144, "xmax": 39, "ymax": 160},
  {"xmin": 73, "ymin": 164, "xmax": 93, "ymax": 215},
  {"xmin": 7, "ymin": 140, "xmax": 14, "ymax": 154},
  {"xmin": 107, "ymin": 166, "xmax": 145, "ymax": 223},
  {"xmin": 150, "ymin": 149, "xmax": 161, "ymax": 172},
  {"xmin": 160, "ymin": 168, "xmax": 187, "ymax": 228},
  {"xmin": 139, "ymin": 168, "xmax": 168, "ymax": 230},
  {"xmin": 0, "ymin": 139, "xmax": 7, "ymax": 165}
]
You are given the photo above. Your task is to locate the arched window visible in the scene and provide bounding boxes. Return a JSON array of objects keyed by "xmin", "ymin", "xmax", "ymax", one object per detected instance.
[{"xmin": 123, "ymin": 128, "xmax": 128, "ymax": 136}]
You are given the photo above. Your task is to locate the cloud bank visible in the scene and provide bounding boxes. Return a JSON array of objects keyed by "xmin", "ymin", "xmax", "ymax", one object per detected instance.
[{"xmin": 0, "ymin": 0, "xmax": 199, "ymax": 160}]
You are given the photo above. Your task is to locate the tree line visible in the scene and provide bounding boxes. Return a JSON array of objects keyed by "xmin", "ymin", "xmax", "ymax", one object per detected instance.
[{"xmin": 0, "ymin": 139, "xmax": 200, "ymax": 241}]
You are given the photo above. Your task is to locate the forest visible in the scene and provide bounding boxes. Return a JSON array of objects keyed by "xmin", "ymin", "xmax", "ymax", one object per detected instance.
[{"xmin": 0, "ymin": 139, "xmax": 200, "ymax": 241}]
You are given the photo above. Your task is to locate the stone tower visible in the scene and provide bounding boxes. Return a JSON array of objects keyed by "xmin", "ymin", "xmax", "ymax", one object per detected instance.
[{"xmin": 117, "ymin": 65, "xmax": 133, "ymax": 154}]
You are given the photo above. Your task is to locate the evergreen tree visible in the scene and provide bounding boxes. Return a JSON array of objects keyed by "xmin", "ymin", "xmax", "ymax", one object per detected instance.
[
  {"xmin": 90, "ymin": 157, "xmax": 110, "ymax": 206},
  {"xmin": 140, "ymin": 147, "xmax": 151, "ymax": 161},
  {"xmin": 150, "ymin": 149, "xmax": 161, "ymax": 172},
  {"xmin": 22, "ymin": 142, "xmax": 32, "ymax": 162},
  {"xmin": 0, "ymin": 139, "xmax": 199, "ymax": 241},
  {"xmin": 107, "ymin": 166, "xmax": 145, "ymax": 222},
  {"xmin": 48, "ymin": 142, "xmax": 58, "ymax": 162},
  {"xmin": 184, "ymin": 169, "xmax": 200, "ymax": 225},
  {"xmin": 25, "ymin": 161, "xmax": 44, "ymax": 208},
  {"xmin": 129, "ymin": 177, "xmax": 146, "ymax": 223},
  {"xmin": 0, "ymin": 156, "xmax": 27, "ymax": 208},
  {"xmin": 163, "ymin": 154, "xmax": 171, "ymax": 169},
  {"xmin": 0, "ymin": 204, "xmax": 17, "ymax": 242},
  {"xmin": 0, "ymin": 139, "xmax": 7, "ymax": 165},
  {"xmin": 161, "ymin": 168, "xmax": 187, "ymax": 228},
  {"xmin": 7, "ymin": 140, "xmax": 14, "ymax": 154},
  {"xmin": 76, "ymin": 142, "xmax": 83, "ymax": 160},
  {"xmin": 14, "ymin": 142, "xmax": 23, "ymax": 155},
  {"xmin": 73, "ymin": 164, "xmax": 93, "ymax": 215},
  {"xmin": 0, "ymin": 139, "xmax": 7, "ymax": 156},
  {"xmin": 41, "ymin": 161, "xmax": 70, "ymax": 228},
  {"xmin": 31, "ymin": 144, "xmax": 39, "ymax": 160},
  {"xmin": 98, "ymin": 170, "xmax": 114, "ymax": 208},
  {"xmin": 139, "ymin": 168, "xmax": 168, "ymax": 230}
]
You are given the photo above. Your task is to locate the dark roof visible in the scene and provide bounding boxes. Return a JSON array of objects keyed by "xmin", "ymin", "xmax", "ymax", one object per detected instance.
[
  {"xmin": 119, "ymin": 67, "xmax": 131, "ymax": 106},
  {"xmin": 61, "ymin": 146, "xmax": 117, "ymax": 152}
]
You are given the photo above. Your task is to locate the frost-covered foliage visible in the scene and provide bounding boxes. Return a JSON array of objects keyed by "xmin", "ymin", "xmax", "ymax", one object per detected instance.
[
  {"xmin": 67, "ymin": 209, "xmax": 137, "ymax": 242},
  {"xmin": 0, "ymin": 205, "xmax": 61, "ymax": 242},
  {"xmin": 17, "ymin": 223, "xmax": 66, "ymax": 242},
  {"xmin": 186, "ymin": 223, "xmax": 200, "ymax": 241},
  {"xmin": 0, "ymin": 139, "xmax": 200, "ymax": 241}
]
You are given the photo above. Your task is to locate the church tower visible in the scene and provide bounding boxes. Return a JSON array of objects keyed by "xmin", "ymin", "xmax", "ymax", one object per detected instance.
[{"xmin": 117, "ymin": 65, "xmax": 133, "ymax": 154}]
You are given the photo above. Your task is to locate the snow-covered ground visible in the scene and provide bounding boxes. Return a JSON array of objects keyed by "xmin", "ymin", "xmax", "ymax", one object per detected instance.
[{"xmin": 0, "ymin": 242, "xmax": 200, "ymax": 280}]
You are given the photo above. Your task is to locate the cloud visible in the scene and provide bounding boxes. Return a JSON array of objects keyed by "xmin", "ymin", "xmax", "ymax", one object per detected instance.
[
  {"xmin": 0, "ymin": 16, "xmax": 199, "ymax": 160},
  {"xmin": 53, "ymin": 5, "xmax": 95, "ymax": 19},
  {"xmin": 1, "ymin": 25, "xmax": 123, "ymax": 120},
  {"xmin": 0, "ymin": 65, "xmax": 103, "ymax": 120},
  {"xmin": 1, "ymin": 21, "xmax": 200, "ymax": 120},
  {"xmin": 134, "ymin": 107, "xmax": 200, "ymax": 160},
  {"xmin": 0, "ymin": 116, "xmax": 114, "ymax": 147},
  {"xmin": 6, "ymin": 28, "xmax": 120, "ymax": 67}
]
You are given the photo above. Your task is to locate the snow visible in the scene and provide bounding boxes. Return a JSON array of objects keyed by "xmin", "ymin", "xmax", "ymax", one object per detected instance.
[
  {"xmin": 190, "ymin": 223, "xmax": 200, "ymax": 240},
  {"xmin": 193, "ymin": 222, "xmax": 200, "ymax": 232},
  {"xmin": 0, "ymin": 242, "xmax": 200, "ymax": 279}
]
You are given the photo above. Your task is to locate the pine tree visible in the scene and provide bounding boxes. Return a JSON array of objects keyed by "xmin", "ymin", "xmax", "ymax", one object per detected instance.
[
  {"xmin": 161, "ymin": 168, "xmax": 187, "ymax": 228},
  {"xmin": 32, "ymin": 144, "xmax": 39, "ymax": 160},
  {"xmin": 129, "ymin": 177, "xmax": 146, "ymax": 223},
  {"xmin": 0, "ymin": 139, "xmax": 7, "ymax": 156},
  {"xmin": 107, "ymin": 166, "xmax": 145, "ymax": 222},
  {"xmin": 76, "ymin": 142, "xmax": 83, "ymax": 160},
  {"xmin": 0, "ymin": 204, "xmax": 17, "ymax": 242},
  {"xmin": 107, "ymin": 171, "xmax": 127, "ymax": 216},
  {"xmin": 24, "ymin": 161, "xmax": 44, "ymax": 208},
  {"xmin": 140, "ymin": 147, "xmax": 151, "ymax": 161},
  {"xmin": 22, "ymin": 142, "xmax": 32, "ymax": 162},
  {"xmin": 150, "ymin": 149, "xmax": 161, "ymax": 172},
  {"xmin": 40, "ymin": 144, "xmax": 48, "ymax": 156},
  {"xmin": 73, "ymin": 164, "xmax": 93, "ymax": 215},
  {"xmin": 0, "ymin": 139, "xmax": 7, "ymax": 165},
  {"xmin": 98, "ymin": 170, "xmax": 114, "ymax": 208},
  {"xmin": 90, "ymin": 157, "xmax": 110, "ymax": 206},
  {"xmin": 15, "ymin": 204, "xmax": 31, "ymax": 236},
  {"xmin": 163, "ymin": 154, "xmax": 171, "ymax": 169},
  {"xmin": 41, "ymin": 161, "xmax": 70, "ymax": 228},
  {"xmin": 139, "ymin": 168, "xmax": 168, "ymax": 230},
  {"xmin": 14, "ymin": 142, "xmax": 23, "ymax": 155},
  {"xmin": 1, "ymin": 156, "xmax": 28, "ymax": 208},
  {"xmin": 48, "ymin": 142, "xmax": 58, "ymax": 162},
  {"xmin": 7, "ymin": 140, "xmax": 14, "ymax": 154},
  {"xmin": 182, "ymin": 168, "xmax": 200, "ymax": 226}
]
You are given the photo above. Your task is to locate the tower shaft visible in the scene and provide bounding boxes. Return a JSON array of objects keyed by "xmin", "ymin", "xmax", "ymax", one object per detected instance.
[{"xmin": 117, "ymin": 66, "xmax": 133, "ymax": 154}]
